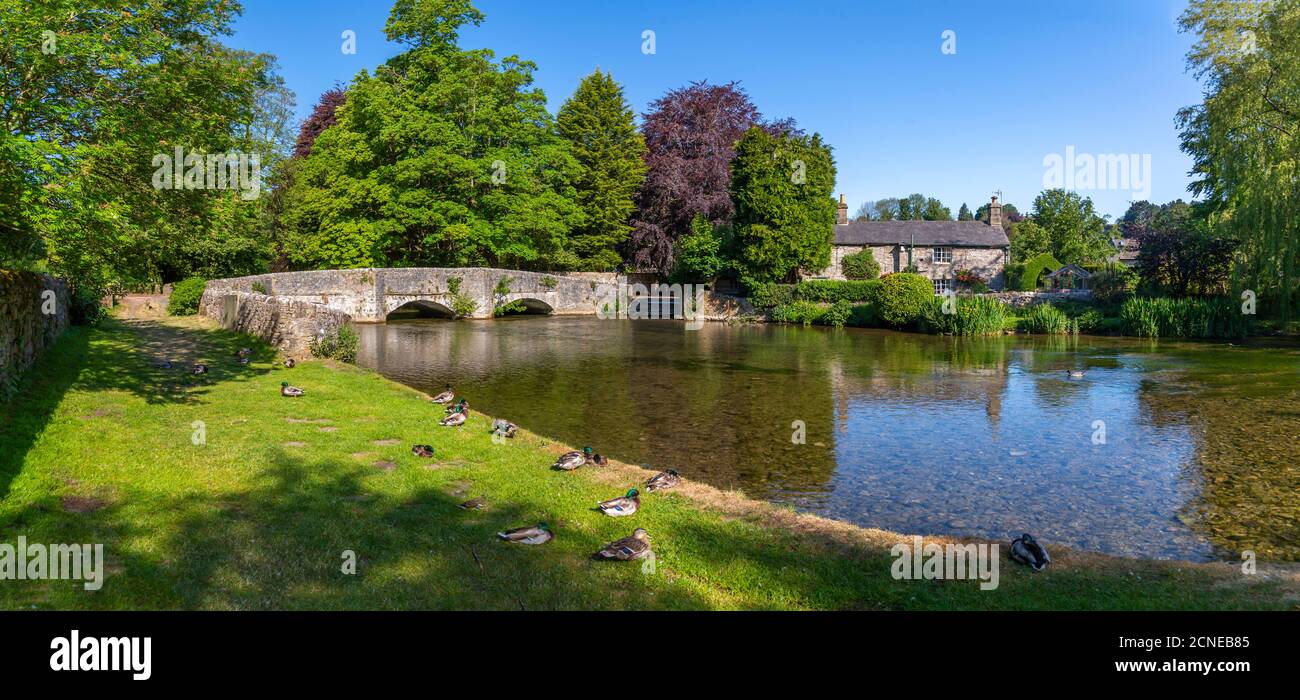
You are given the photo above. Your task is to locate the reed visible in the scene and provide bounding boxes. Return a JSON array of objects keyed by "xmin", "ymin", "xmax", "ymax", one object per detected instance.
[
  {"xmin": 920, "ymin": 295, "xmax": 1010, "ymax": 336},
  {"xmin": 1119, "ymin": 297, "xmax": 1251, "ymax": 338}
]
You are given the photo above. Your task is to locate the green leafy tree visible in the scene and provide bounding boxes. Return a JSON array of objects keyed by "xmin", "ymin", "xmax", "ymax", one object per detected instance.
[
  {"xmin": 1030, "ymin": 189, "xmax": 1112, "ymax": 264},
  {"xmin": 957, "ymin": 203, "xmax": 973, "ymax": 221},
  {"xmin": 556, "ymin": 70, "xmax": 647, "ymax": 271},
  {"xmin": 670, "ymin": 214, "xmax": 727, "ymax": 282},
  {"xmin": 922, "ymin": 197, "xmax": 952, "ymax": 221},
  {"xmin": 1009, "ymin": 220, "xmax": 1051, "ymax": 261},
  {"xmin": 730, "ymin": 127, "xmax": 837, "ymax": 285},
  {"xmin": 284, "ymin": 0, "xmax": 581, "ymax": 270}
]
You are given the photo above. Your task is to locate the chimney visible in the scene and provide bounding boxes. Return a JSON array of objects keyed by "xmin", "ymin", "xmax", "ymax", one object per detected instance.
[
  {"xmin": 988, "ymin": 195, "xmax": 1002, "ymax": 229},
  {"xmin": 836, "ymin": 194, "xmax": 848, "ymax": 225}
]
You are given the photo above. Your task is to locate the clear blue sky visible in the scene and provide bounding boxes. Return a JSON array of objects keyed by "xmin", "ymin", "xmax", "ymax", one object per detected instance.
[{"xmin": 227, "ymin": 0, "xmax": 1203, "ymax": 220}]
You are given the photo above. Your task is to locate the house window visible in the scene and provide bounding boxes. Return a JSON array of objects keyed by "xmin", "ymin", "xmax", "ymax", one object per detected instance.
[
  {"xmin": 933, "ymin": 278, "xmax": 954, "ymax": 295},
  {"xmin": 932, "ymin": 247, "xmax": 952, "ymax": 264}
]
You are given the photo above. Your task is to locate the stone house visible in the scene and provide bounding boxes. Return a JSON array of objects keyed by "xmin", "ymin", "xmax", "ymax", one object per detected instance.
[{"xmin": 811, "ymin": 195, "xmax": 1011, "ymax": 292}]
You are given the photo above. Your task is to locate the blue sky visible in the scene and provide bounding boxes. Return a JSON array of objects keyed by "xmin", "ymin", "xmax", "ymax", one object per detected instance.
[{"xmin": 228, "ymin": 0, "xmax": 1204, "ymax": 219}]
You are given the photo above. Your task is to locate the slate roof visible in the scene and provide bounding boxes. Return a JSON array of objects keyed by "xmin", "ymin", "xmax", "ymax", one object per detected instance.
[{"xmin": 833, "ymin": 220, "xmax": 1010, "ymax": 248}]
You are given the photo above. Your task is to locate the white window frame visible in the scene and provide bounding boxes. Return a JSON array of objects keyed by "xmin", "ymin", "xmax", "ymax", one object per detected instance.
[
  {"xmin": 933, "ymin": 278, "xmax": 954, "ymax": 295},
  {"xmin": 932, "ymin": 247, "xmax": 953, "ymax": 264}
]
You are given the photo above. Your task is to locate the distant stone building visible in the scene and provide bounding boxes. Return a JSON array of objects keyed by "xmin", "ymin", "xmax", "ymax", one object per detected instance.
[{"xmin": 811, "ymin": 196, "xmax": 1011, "ymax": 292}]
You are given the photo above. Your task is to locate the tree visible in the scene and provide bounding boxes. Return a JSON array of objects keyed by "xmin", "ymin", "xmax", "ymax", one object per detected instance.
[
  {"xmin": 729, "ymin": 127, "xmax": 837, "ymax": 285},
  {"xmin": 670, "ymin": 214, "xmax": 726, "ymax": 282},
  {"xmin": 1131, "ymin": 200, "xmax": 1239, "ymax": 296},
  {"xmin": 1029, "ymin": 189, "xmax": 1112, "ymax": 264},
  {"xmin": 976, "ymin": 201, "xmax": 1020, "ymax": 229},
  {"xmin": 922, "ymin": 197, "xmax": 952, "ymax": 221},
  {"xmin": 957, "ymin": 203, "xmax": 973, "ymax": 221},
  {"xmin": 557, "ymin": 70, "xmax": 647, "ymax": 271},
  {"xmin": 294, "ymin": 87, "xmax": 348, "ymax": 159},
  {"xmin": 1178, "ymin": 0, "xmax": 1300, "ymax": 320},
  {"xmin": 852, "ymin": 202, "xmax": 875, "ymax": 221},
  {"xmin": 1009, "ymin": 220, "xmax": 1051, "ymax": 262},
  {"xmin": 873, "ymin": 198, "xmax": 900, "ymax": 221},
  {"xmin": 628, "ymin": 81, "xmax": 768, "ymax": 273},
  {"xmin": 283, "ymin": 0, "xmax": 581, "ymax": 270}
]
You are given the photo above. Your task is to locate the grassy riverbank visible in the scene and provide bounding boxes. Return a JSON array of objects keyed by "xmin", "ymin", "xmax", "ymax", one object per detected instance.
[{"xmin": 1, "ymin": 315, "xmax": 1296, "ymax": 610}]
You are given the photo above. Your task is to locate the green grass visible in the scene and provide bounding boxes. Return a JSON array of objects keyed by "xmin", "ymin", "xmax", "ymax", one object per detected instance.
[{"xmin": 0, "ymin": 316, "xmax": 1295, "ymax": 610}]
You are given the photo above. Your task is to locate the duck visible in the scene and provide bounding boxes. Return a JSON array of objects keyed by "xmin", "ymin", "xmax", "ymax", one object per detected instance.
[
  {"xmin": 235, "ymin": 347, "xmax": 252, "ymax": 358},
  {"xmin": 238, "ymin": 357, "xmax": 251, "ymax": 365},
  {"xmin": 439, "ymin": 403, "xmax": 468, "ymax": 427},
  {"xmin": 1010, "ymin": 533, "xmax": 1050, "ymax": 571},
  {"xmin": 153, "ymin": 360, "xmax": 173, "ymax": 370},
  {"xmin": 283, "ymin": 358, "xmax": 296, "ymax": 369},
  {"xmin": 191, "ymin": 363, "xmax": 208, "ymax": 375},
  {"xmin": 490, "ymin": 419, "xmax": 518, "ymax": 439},
  {"xmin": 593, "ymin": 528, "xmax": 652, "ymax": 561},
  {"xmin": 645, "ymin": 469, "xmax": 681, "ymax": 492},
  {"xmin": 411, "ymin": 444, "xmax": 434, "ymax": 458},
  {"xmin": 552, "ymin": 446, "xmax": 594, "ymax": 471},
  {"xmin": 445, "ymin": 398, "xmax": 467, "ymax": 414},
  {"xmin": 280, "ymin": 381, "xmax": 305, "ymax": 397},
  {"xmin": 497, "ymin": 522, "xmax": 553, "ymax": 545},
  {"xmin": 597, "ymin": 489, "xmax": 640, "ymax": 517},
  {"xmin": 457, "ymin": 496, "xmax": 486, "ymax": 510},
  {"xmin": 430, "ymin": 384, "xmax": 455, "ymax": 404},
  {"xmin": 1065, "ymin": 369, "xmax": 1086, "ymax": 379}
]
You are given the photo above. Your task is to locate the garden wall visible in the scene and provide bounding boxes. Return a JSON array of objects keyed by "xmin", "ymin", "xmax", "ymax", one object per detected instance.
[
  {"xmin": 199, "ymin": 289, "xmax": 352, "ymax": 356},
  {"xmin": 0, "ymin": 271, "xmax": 70, "ymax": 398}
]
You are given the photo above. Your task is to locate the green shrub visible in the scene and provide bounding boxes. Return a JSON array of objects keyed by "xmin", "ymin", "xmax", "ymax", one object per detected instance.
[
  {"xmin": 1090, "ymin": 265, "xmax": 1137, "ymax": 305},
  {"xmin": 792, "ymin": 279, "xmax": 881, "ymax": 304},
  {"xmin": 494, "ymin": 299, "xmax": 527, "ymax": 317},
  {"xmin": 1074, "ymin": 309, "xmax": 1106, "ymax": 334},
  {"xmin": 770, "ymin": 300, "xmax": 826, "ymax": 326},
  {"xmin": 1119, "ymin": 297, "xmax": 1250, "ymax": 338},
  {"xmin": 250, "ymin": 281, "xmax": 268, "ymax": 295},
  {"xmin": 1004, "ymin": 262, "xmax": 1025, "ymax": 291},
  {"xmin": 450, "ymin": 293, "xmax": 479, "ymax": 318},
  {"xmin": 69, "ymin": 284, "xmax": 108, "ymax": 326},
  {"xmin": 541, "ymin": 276, "xmax": 558, "ymax": 289},
  {"xmin": 1021, "ymin": 303, "xmax": 1075, "ymax": 334},
  {"xmin": 821, "ymin": 299, "xmax": 853, "ymax": 328},
  {"xmin": 919, "ymin": 295, "xmax": 1009, "ymax": 336},
  {"xmin": 748, "ymin": 282, "xmax": 795, "ymax": 308},
  {"xmin": 309, "ymin": 325, "xmax": 359, "ymax": 363},
  {"xmin": 840, "ymin": 250, "xmax": 880, "ymax": 279},
  {"xmin": 494, "ymin": 275, "xmax": 514, "ymax": 296},
  {"xmin": 847, "ymin": 303, "xmax": 879, "ymax": 327},
  {"xmin": 873, "ymin": 273, "xmax": 933, "ymax": 328},
  {"xmin": 167, "ymin": 277, "xmax": 207, "ymax": 316},
  {"xmin": 1016, "ymin": 253, "xmax": 1063, "ymax": 291}
]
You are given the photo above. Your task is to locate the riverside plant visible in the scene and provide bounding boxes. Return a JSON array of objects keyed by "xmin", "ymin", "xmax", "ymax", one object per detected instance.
[
  {"xmin": 920, "ymin": 295, "xmax": 1010, "ymax": 336},
  {"xmin": 1021, "ymin": 303, "xmax": 1077, "ymax": 335},
  {"xmin": 1119, "ymin": 296, "xmax": 1250, "ymax": 339}
]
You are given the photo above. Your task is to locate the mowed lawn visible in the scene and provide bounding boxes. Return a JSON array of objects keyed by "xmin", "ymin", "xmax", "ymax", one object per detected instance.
[{"xmin": 0, "ymin": 314, "xmax": 1296, "ymax": 610}]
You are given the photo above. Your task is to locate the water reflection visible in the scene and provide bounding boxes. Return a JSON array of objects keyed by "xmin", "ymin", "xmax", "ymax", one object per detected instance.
[{"xmin": 356, "ymin": 318, "xmax": 1300, "ymax": 562}]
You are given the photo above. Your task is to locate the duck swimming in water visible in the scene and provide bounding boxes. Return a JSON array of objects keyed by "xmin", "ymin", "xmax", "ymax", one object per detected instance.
[
  {"xmin": 497, "ymin": 522, "xmax": 553, "ymax": 545},
  {"xmin": 431, "ymin": 384, "xmax": 455, "ymax": 404},
  {"xmin": 439, "ymin": 402, "xmax": 468, "ymax": 427},
  {"xmin": 593, "ymin": 528, "xmax": 652, "ymax": 561},
  {"xmin": 1065, "ymin": 369, "xmax": 1085, "ymax": 379},
  {"xmin": 280, "ymin": 381, "xmax": 305, "ymax": 397},
  {"xmin": 1010, "ymin": 533, "xmax": 1050, "ymax": 571},
  {"xmin": 552, "ymin": 446, "xmax": 598, "ymax": 471},
  {"xmin": 597, "ymin": 489, "xmax": 640, "ymax": 517},
  {"xmin": 645, "ymin": 469, "xmax": 681, "ymax": 492}
]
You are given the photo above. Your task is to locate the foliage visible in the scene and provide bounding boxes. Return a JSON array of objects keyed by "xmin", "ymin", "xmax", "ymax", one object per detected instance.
[
  {"xmin": 847, "ymin": 303, "xmax": 880, "ymax": 327},
  {"xmin": 1017, "ymin": 253, "xmax": 1064, "ymax": 291},
  {"xmin": 957, "ymin": 203, "xmax": 973, "ymax": 221},
  {"xmin": 1009, "ymin": 220, "xmax": 1051, "ymax": 262},
  {"xmin": 1029, "ymin": 189, "xmax": 1113, "ymax": 265},
  {"xmin": 841, "ymin": 250, "xmax": 881, "ymax": 279},
  {"xmin": 251, "ymin": 282, "xmax": 269, "ymax": 295},
  {"xmin": 282, "ymin": 0, "xmax": 582, "ymax": 270},
  {"xmin": 557, "ymin": 70, "xmax": 647, "ymax": 271},
  {"xmin": 1128, "ymin": 201, "xmax": 1239, "ymax": 297},
  {"xmin": 540, "ymin": 276, "xmax": 558, "ymax": 289},
  {"xmin": 494, "ymin": 299, "xmax": 528, "ymax": 316},
  {"xmin": 167, "ymin": 278, "xmax": 208, "ymax": 316},
  {"xmin": 821, "ymin": 299, "xmax": 853, "ymax": 327},
  {"xmin": 1178, "ymin": 0, "xmax": 1300, "ymax": 322},
  {"xmin": 1090, "ymin": 264, "xmax": 1138, "ymax": 305},
  {"xmin": 792, "ymin": 279, "xmax": 881, "ymax": 304},
  {"xmin": 670, "ymin": 215, "xmax": 727, "ymax": 282},
  {"xmin": 308, "ymin": 325, "xmax": 359, "ymax": 363},
  {"xmin": 747, "ymin": 282, "xmax": 796, "ymax": 308},
  {"xmin": 919, "ymin": 295, "xmax": 1009, "ymax": 336},
  {"xmin": 628, "ymin": 81, "xmax": 772, "ymax": 273},
  {"xmin": 450, "ymin": 293, "xmax": 479, "ymax": 318},
  {"xmin": 872, "ymin": 273, "xmax": 933, "ymax": 328},
  {"xmin": 954, "ymin": 269, "xmax": 988, "ymax": 293},
  {"xmin": 1119, "ymin": 296, "xmax": 1251, "ymax": 338},
  {"xmin": 729, "ymin": 127, "xmax": 837, "ymax": 285},
  {"xmin": 1021, "ymin": 303, "xmax": 1076, "ymax": 334},
  {"xmin": 294, "ymin": 88, "xmax": 348, "ymax": 159},
  {"xmin": 769, "ymin": 300, "xmax": 826, "ymax": 326},
  {"xmin": 494, "ymin": 275, "xmax": 514, "ymax": 296}
]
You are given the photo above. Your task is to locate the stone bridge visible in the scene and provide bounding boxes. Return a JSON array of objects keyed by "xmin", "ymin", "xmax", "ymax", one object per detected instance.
[{"xmin": 202, "ymin": 267, "xmax": 620, "ymax": 323}]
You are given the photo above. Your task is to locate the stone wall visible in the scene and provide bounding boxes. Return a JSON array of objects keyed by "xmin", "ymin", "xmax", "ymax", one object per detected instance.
[
  {"xmin": 0, "ymin": 271, "xmax": 70, "ymax": 398},
  {"xmin": 816, "ymin": 245, "xmax": 1008, "ymax": 290},
  {"xmin": 199, "ymin": 289, "xmax": 352, "ymax": 356},
  {"xmin": 987, "ymin": 289, "xmax": 1093, "ymax": 308}
]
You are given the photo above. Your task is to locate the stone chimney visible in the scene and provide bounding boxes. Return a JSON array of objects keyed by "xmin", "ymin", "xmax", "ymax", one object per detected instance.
[
  {"xmin": 836, "ymin": 194, "xmax": 849, "ymax": 225},
  {"xmin": 988, "ymin": 195, "xmax": 1002, "ymax": 229}
]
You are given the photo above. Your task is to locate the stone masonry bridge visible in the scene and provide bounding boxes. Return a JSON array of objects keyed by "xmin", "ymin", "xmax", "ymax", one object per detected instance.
[{"xmin": 203, "ymin": 267, "xmax": 620, "ymax": 323}]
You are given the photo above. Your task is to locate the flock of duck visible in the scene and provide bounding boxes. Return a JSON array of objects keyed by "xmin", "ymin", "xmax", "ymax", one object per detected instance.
[{"xmin": 168, "ymin": 350, "xmax": 1053, "ymax": 572}]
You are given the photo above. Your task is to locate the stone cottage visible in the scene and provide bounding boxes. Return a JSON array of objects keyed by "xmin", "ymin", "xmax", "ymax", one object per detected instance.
[{"xmin": 812, "ymin": 195, "xmax": 1011, "ymax": 292}]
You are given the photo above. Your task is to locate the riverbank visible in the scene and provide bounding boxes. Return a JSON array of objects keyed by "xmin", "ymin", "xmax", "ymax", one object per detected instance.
[{"xmin": 1, "ymin": 314, "xmax": 1296, "ymax": 610}]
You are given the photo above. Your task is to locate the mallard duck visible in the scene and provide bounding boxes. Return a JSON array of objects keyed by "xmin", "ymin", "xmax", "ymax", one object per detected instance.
[
  {"xmin": 645, "ymin": 469, "xmax": 681, "ymax": 492},
  {"xmin": 283, "ymin": 358, "xmax": 296, "ymax": 369},
  {"xmin": 552, "ymin": 446, "xmax": 593, "ymax": 471},
  {"xmin": 280, "ymin": 381, "xmax": 304, "ymax": 397},
  {"xmin": 597, "ymin": 489, "xmax": 640, "ymax": 517},
  {"xmin": 445, "ymin": 398, "xmax": 467, "ymax": 414},
  {"xmin": 236, "ymin": 347, "xmax": 252, "ymax": 358},
  {"xmin": 439, "ymin": 403, "xmax": 468, "ymax": 427},
  {"xmin": 153, "ymin": 360, "xmax": 173, "ymax": 370},
  {"xmin": 1010, "ymin": 533, "xmax": 1050, "ymax": 571},
  {"xmin": 458, "ymin": 496, "xmax": 486, "ymax": 510},
  {"xmin": 1065, "ymin": 369, "xmax": 1086, "ymax": 379},
  {"xmin": 431, "ymin": 384, "xmax": 455, "ymax": 404},
  {"xmin": 411, "ymin": 444, "xmax": 434, "ymax": 458},
  {"xmin": 238, "ymin": 357, "xmax": 251, "ymax": 365},
  {"xmin": 593, "ymin": 528, "xmax": 652, "ymax": 561},
  {"xmin": 490, "ymin": 419, "xmax": 518, "ymax": 439},
  {"xmin": 497, "ymin": 522, "xmax": 553, "ymax": 545},
  {"xmin": 589, "ymin": 453, "xmax": 608, "ymax": 466},
  {"xmin": 191, "ymin": 363, "xmax": 208, "ymax": 375}
]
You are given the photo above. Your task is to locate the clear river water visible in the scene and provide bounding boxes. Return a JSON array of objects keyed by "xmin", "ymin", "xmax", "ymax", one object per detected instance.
[{"xmin": 355, "ymin": 317, "xmax": 1300, "ymax": 562}]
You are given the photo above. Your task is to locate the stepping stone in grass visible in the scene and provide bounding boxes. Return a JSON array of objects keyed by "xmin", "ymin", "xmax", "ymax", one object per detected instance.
[
  {"xmin": 61, "ymin": 495, "xmax": 108, "ymax": 513},
  {"xmin": 350, "ymin": 452, "xmax": 373, "ymax": 460},
  {"xmin": 283, "ymin": 441, "xmax": 307, "ymax": 448},
  {"xmin": 373, "ymin": 460, "xmax": 398, "ymax": 472},
  {"xmin": 318, "ymin": 426, "xmax": 339, "ymax": 433},
  {"xmin": 372, "ymin": 439, "xmax": 400, "ymax": 446}
]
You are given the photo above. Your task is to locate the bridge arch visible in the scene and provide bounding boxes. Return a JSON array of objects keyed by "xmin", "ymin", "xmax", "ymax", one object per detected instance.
[
  {"xmin": 496, "ymin": 296, "xmax": 554, "ymax": 316},
  {"xmin": 386, "ymin": 299, "xmax": 455, "ymax": 319}
]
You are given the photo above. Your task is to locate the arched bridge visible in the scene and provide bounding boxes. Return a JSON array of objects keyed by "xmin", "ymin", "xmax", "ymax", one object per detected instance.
[{"xmin": 202, "ymin": 267, "xmax": 620, "ymax": 322}]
